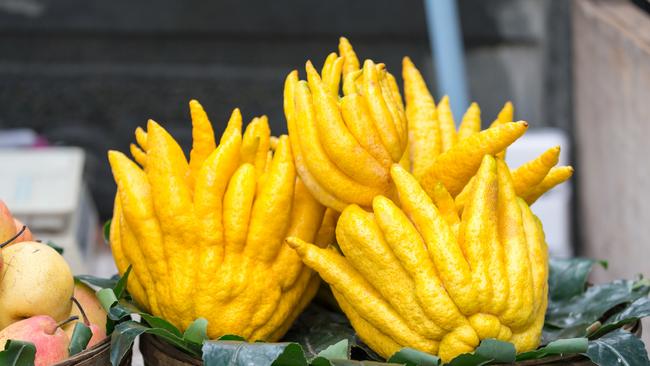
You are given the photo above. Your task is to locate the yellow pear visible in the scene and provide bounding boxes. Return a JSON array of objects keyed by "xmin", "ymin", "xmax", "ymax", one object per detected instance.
[{"xmin": 0, "ymin": 241, "xmax": 74, "ymax": 329}]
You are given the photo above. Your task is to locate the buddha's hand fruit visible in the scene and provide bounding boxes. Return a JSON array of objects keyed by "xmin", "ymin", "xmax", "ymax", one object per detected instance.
[
  {"xmin": 109, "ymin": 101, "xmax": 332, "ymax": 341},
  {"xmin": 288, "ymin": 156, "xmax": 551, "ymax": 362}
]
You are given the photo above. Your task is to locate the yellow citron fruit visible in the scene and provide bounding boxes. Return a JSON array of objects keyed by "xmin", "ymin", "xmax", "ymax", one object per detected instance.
[
  {"xmin": 402, "ymin": 56, "xmax": 572, "ymax": 200},
  {"xmin": 108, "ymin": 100, "xmax": 335, "ymax": 341},
  {"xmin": 288, "ymin": 157, "xmax": 549, "ymax": 363}
]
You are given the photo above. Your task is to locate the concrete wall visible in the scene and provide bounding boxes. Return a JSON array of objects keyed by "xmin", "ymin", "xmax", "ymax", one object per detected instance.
[
  {"xmin": 573, "ymin": 0, "xmax": 650, "ymax": 346},
  {"xmin": 0, "ymin": 0, "xmax": 571, "ymax": 219}
]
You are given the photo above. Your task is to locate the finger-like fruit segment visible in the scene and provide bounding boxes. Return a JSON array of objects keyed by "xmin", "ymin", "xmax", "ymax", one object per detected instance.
[
  {"xmin": 522, "ymin": 166, "xmax": 574, "ymax": 205},
  {"xmin": 402, "ymin": 56, "xmax": 441, "ymax": 179},
  {"xmin": 421, "ymin": 121, "xmax": 528, "ymax": 197},
  {"xmin": 437, "ymin": 96, "xmax": 458, "ymax": 152},
  {"xmin": 188, "ymin": 100, "xmax": 217, "ymax": 188},
  {"xmin": 458, "ymin": 103, "xmax": 481, "ymax": 141},
  {"xmin": 339, "ymin": 36, "xmax": 360, "ymax": 75},
  {"xmin": 512, "ymin": 146, "xmax": 560, "ymax": 197},
  {"xmin": 362, "ymin": 60, "xmax": 403, "ymax": 162}
]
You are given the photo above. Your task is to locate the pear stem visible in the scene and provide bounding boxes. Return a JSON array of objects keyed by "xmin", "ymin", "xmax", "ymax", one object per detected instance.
[
  {"xmin": 71, "ymin": 296, "xmax": 90, "ymax": 326},
  {"xmin": 57, "ymin": 315, "xmax": 80, "ymax": 329},
  {"xmin": 0, "ymin": 225, "xmax": 27, "ymax": 248}
]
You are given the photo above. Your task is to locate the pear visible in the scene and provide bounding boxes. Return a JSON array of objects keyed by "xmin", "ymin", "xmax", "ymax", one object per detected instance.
[
  {"xmin": 64, "ymin": 283, "xmax": 108, "ymax": 348},
  {"xmin": 0, "ymin": 242, "xmax": 74, "ymax": 329},
  {"xmin": 0, "ymin": 200, "xmax": 17, "ymax": 272},
  {"xmin": 0, "ymin": 315, "xmax": 74, "ymax": 366}
]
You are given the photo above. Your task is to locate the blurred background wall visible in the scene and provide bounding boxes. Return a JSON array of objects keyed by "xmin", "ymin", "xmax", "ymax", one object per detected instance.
[{"xmin": 0, "ymin": 0, "xmax": 572, "ymax": 221}]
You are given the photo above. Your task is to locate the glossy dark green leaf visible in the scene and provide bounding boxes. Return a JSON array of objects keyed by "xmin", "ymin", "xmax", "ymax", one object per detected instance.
[
  {"xmin": 515, "ymin": 338, "xmax": 588, "ymax": 361},
  {"xmin": 103, "ymin": 219, "xmax": 112, "ymax": 244},
  {"xmin": 0, "ymin": 340, "xmax": 36, "ymax": 366},
  {"xmin": 545, "ymin": 279, "xmax": 650, "ymax": 330},
  {"xmin": 111, "ymin": 320, "xmax": 199, "ymax": 366},
  {"xmin": 184, "ymin": 318, "xmax": 209, "ymax": 345},
  {"xmin": 113, "ymin": 265, "xmax": 132, "ymax": 298},
  {"xmin": 387, "ymin": 347, "xmax": 440, "ymax": 366},
  {"xmin": 548, "ymin": 258, "xmax": 601, "ymax": 301},
  {"xmin": 68, "ymin": 322, "xmax": 93, "ymax": 356},
  {"xmin": 446, "ymin": 339, "xmax": 515, "ymax": 366},
  {"xmin": 219, "ymin": 335, "xmax": 246, "ymax": 341},
  {"xmin": 585, "ymin": 329, "xmax": 650, "ymax": 366},
  {"xmin": 74, "ymin": 274, "xmax": 119, "ymax": 289},
  {"xmin": 202, "ymin": 340, "xmax": 297, "ymax": 366},
  {"xmin": 283, "ymin": 304, "xmax": 356, "ymax": 359},
  {"xmin": 272, "ymin": 343, "xmax": 309, "ymax": 366},
  {"xmin": 589, "ymin": 296, "xmax": 650, "ymax": 339},
  {"xmin": 141, "ymin": 313, "xmax": 183, "ymax": 337}
]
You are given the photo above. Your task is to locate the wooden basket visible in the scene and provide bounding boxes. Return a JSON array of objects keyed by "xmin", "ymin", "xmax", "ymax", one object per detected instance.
[
  {"xmin": 140, "ymin": 333, "xmax": 202, "ymax": 366},
  {"xmin": 53, "ymin": 337, "xmax": 132, "ymax": 366},
  {"xmin": 139, "ymin": 322, "xmax": 642, "ymax": 366}
]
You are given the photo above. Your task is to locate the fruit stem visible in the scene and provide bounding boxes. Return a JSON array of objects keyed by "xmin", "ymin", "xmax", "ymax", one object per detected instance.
[
  {"xmin": 0, "ymin": 225, "xmax": 27, "ymax": 248},
  {"xmin": 71, "ymin": 296, "xmax": 90, "ymax": 326},
  {"xmin": 57, "ymin": 315, "xmax": 80, "ymax": 329}
]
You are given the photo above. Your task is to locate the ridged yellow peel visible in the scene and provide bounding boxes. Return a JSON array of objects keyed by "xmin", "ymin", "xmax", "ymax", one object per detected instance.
[
  {"xmin": 109, "ymin": 102, "xmax": 331, "ymax": 341},
  {"xmin": 288, "ymin": 159, "xmax": 549, "ymax": 362},
  {"xmin": 285, "ymin": 40, "xmax": 407, "ymax": 211}
]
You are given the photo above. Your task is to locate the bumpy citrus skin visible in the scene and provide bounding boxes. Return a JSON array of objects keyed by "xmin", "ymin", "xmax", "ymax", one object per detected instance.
[
  {"xmin": 402, "ymin": 57, "xmax": 572, "ymax": 201},
  {"xmin": 288, "ymin": 157, "xmax": 550, "ymax": 363},
  {"xmin": 285, "ymin": 41, "xmax": 406, "ymax": 211},
  {"xmin": 108, "ymin": 100, "xmax": 334, "ymax": 341}
]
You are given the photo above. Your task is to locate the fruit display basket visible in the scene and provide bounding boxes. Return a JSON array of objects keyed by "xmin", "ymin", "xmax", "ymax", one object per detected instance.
[
  {"xmin": 140, "ymin": 334, "xmax": 202, "ymax": 366},
  {"xmin": 53, "ymin": 338, "xmax": 131, "ymax": 366},
  {"xmin": 3, "ymin": 35, "xmax": 649, "ymax": 366}
]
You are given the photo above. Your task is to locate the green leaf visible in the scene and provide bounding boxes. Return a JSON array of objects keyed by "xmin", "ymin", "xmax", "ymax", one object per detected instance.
[
  {"xmin": 141, "ymin": 313, "xmax": 183, "ymax": 338},
  {"xmin": 316, "ymin": 339, "xmax": 349, "ymax": 361},
  {"xmin": 0, "ymin": 340, "xmax": 36, "ymax": 366},
  {"xmin": 97, "ymin": 288, "xmax": 119, "ymax": 314},
  {"xmin": 103, "ymin": 219, "xmax": 112, "ymax": 244},
  {"xmin": 68, "ymin": 322, "xmax": 93, "ymax": 356},
  {"xmin": 272, "ymin": 343, "xmax": 309, "ymax": 366},
  {"xmin": 46, "ymin": 241, "xmax": 64, "ymax": 255},
  {"xmin": 113, "ymin": 266, "xmax": 132, "ymax": 298},
  {"xmin": 75, "ymin": 274, "xmax": 119, "ymax": 289},
  {"xmin": 545, "ymin": 279, "xmax": 650, "ymax": 332},
  {"xmin": 387, "ymin": 347, "xmax": 440, "ymax": 366},
  {"xmin": 219, "ymin": 335, "xmax": 246, "ymax": 341},
  {"xmin": 183, "ymin": 318, "xmax": 209, "ymax": 345},
  {"xmin": 548, "ymin": 257, "xmax": 602, "ymax": 301},
  {"xmin": 585, "ymin": 329, "xmax": 650, "ymax": 366},
  {"xmin": 589, "ymin": 296, "xmax": 650, "ymax": 339},
  {"xmin": 282, "ymin": 303, "xmax": 356, "ymax": 359},
  {"xmin": 202, "ymin": 340, "xmax": 300, "ymax": 366},
  {"xmin": 111, "ymin": 321, "xmax": 200, "ymax": 366},
  {"xmin": 515, "ymin": 338, "xmax": 588, "ymax": 361},
  {"xmin": 446, "ymin": 339, "xmax": 515, "ymax": 366}
]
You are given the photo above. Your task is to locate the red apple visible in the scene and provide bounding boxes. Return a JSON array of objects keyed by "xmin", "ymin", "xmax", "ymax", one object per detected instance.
[{"xmin": 0, "ymin": 315, "xmax": 73, "ymax": 366}]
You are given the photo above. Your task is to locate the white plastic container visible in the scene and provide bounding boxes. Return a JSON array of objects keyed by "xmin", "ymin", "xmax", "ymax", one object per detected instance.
[{"xmin": 0, "ymin": 147, "xmax": 98, "ymax": 273}]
